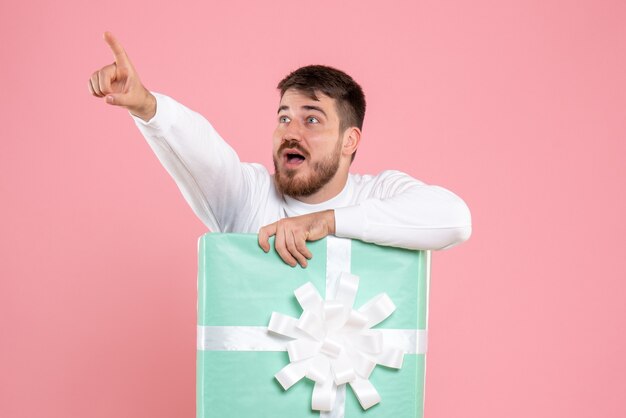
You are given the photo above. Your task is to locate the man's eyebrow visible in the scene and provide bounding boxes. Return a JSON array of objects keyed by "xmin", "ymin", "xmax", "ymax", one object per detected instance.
[
  {"xmin": 277, "ymin": 105, "xmax": 327, "ymax": 118},
  {"xmin": 302, "ymin": 105, "xmax": 327, "ymax": 117}
]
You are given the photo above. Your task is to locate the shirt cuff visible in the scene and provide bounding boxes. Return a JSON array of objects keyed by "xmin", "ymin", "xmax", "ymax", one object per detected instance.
[{"xmin": 334, "ymin": 205, "xmax": 367, "ymax": 241}]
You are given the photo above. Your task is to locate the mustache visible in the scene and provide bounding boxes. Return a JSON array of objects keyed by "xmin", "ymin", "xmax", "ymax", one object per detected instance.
[{"xmin": 278, "ymin": 140, "xmax": 309, "ymax": 158}]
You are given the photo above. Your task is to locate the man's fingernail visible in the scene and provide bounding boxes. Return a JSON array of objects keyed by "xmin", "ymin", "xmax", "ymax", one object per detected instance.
[{"xmin": 106, "ymin": 95, "xmax": 114, "ymax": 104}]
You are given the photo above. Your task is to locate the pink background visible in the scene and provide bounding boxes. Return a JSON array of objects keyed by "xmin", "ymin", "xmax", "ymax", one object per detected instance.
[{"xmin": 2, "ymin": 0, "xmax": 625, "ymax": 417}]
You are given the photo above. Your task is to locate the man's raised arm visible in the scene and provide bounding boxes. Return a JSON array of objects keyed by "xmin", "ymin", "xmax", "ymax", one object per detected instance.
[{"xmin": 89, "ymin": 32, "xmax": 269, "ymax": 233}]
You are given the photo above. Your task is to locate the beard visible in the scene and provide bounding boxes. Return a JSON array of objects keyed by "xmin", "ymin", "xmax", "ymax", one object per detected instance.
[{"xmin": 273, "ymin": 138, "xmax": 342, "ymax": 198}]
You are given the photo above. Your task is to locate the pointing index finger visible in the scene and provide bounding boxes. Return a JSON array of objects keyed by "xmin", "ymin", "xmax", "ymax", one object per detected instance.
[{"xmin": 103, "ymin": 31, "xmax": 129, "ymax": 66}]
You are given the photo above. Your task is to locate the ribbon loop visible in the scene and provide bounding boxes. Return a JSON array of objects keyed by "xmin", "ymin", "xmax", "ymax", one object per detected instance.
[
  {"xmin": 275, "ymin": 360, "xmax": 309, "ymax": 390},
  {"xmin": 349, "ymin": 377, "xmax": 381, "ymax": 410},
  {"xmin": 323, "ymin": 301, "xmax": 347, "ymax": 332},
  {"xmin": 376, "ymin": 347, "xmax": 405, "ymax": 369},
  {"xmin": 307, "ymin": 355, "xmax": 331, "ymax": 383},
  {"xmin": 351, "ymin": 350, "xmax": 377, "ymax": 379},
  {"xmin": 312, "ymin": 379, "xmax": 337, "ymax": 412},
  {"xmin": 268, "ymin": 312, "xmax": 300, "ymax": 338},
  {"xmin": 343, "ymin": 310, "xmax": 368, "ymax": 331},
  {"xmin": 287, "ymin": 339, "xmax": 321, "ymax": 362},
  {"xmin": 295, "ymin": 282, "xmax": 324, "ymax": 315},
  {"xmin": 358, "ymin": 293, "xmax": 396, "ymax": 328},
  {"xmin": 331, "ymin": 353, "xmax": 357, "ymax": 385},
  {"xmin": 334, "ymin": 272, "xmax": 359, "ymax": 309},
  {"xmin": 297, "ymin": 311, "xmax": 326, "ymax": 341},
  {"xmin": 320, "ymin": 338, "xmax": 342, "ymax": 358}
]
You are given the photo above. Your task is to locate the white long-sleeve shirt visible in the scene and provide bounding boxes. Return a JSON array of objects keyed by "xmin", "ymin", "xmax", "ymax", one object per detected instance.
[{"xmin": 132, "ymin": 93, "xmax": 472, "ymax": 250}]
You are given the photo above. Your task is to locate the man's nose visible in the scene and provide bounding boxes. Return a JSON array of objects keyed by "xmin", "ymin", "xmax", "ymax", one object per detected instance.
[{"xmin": 283, "ymin": 119, "xmax": 303, "ymax": 142}]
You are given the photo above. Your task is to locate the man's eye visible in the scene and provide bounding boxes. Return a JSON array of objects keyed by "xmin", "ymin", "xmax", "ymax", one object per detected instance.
[
  {"xmin": 307, "ymin": 117, "xmax": 319, "ymax": 124},
  {"xmin": 279, "ymin": 116, "xmax": 290, "ymax": 123}
]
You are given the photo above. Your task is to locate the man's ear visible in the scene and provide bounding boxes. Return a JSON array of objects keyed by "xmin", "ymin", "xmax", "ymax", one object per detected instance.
[{"xmin": 342, "ymin": 127, "xmax": 361, "ymax": 157}]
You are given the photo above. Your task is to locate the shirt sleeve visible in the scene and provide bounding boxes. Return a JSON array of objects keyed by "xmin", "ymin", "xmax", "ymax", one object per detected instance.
[
  {"xmin": 333, "ymin": 171, "xmax": 472, "ymax": 250},
  {"xmin": 131, "ymin": 92, "xmax": 269, "ymax": 232}
]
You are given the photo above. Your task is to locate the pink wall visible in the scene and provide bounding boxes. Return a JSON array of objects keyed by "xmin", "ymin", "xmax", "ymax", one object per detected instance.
[{"xmin": 2, "ymin": 1, "xmax": 625, "ymax": 417}]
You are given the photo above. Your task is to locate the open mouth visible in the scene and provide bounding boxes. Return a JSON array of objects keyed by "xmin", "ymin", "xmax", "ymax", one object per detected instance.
[{"xmin": 283, "ymin": 149, "xmax": 307, "ymax": 167}]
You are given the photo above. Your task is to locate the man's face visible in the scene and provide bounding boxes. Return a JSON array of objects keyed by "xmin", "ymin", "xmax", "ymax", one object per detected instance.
[{"xmin": 273, "ymin": 89, "xmax": 344, "ymax": 198}]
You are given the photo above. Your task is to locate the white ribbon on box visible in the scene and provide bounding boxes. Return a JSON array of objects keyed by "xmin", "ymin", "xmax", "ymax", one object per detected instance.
[{"xmin": 197, "ymin": 237, "xmax": 428, "ymax": 417}]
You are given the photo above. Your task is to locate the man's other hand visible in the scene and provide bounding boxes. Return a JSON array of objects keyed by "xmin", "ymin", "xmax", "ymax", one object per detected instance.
[
  {"xmin": 88, "ymin": 31, "xmax": 156, "ymax": 121},
  {"xmin": 258, "ymin": 210, "xmax": 336, "ymax": 268}
]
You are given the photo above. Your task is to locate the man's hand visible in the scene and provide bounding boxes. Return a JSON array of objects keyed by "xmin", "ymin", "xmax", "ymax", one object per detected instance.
[
  {"xmin": 88, "ymin": 31, "xmax": 156, "ymax": 121},
  {"xmin": 258, "ymin": 210, "xmax": 336, "ymax": 268}
]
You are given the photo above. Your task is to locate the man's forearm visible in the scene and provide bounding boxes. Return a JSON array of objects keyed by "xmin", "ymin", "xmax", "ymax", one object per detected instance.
[
  {"xmin": 131, "ymin": 93, "xmax": 260, "ymax": 233},
  {"xmin": 334, "ymin": 183, "xmax": 471, "ymax": 251}
]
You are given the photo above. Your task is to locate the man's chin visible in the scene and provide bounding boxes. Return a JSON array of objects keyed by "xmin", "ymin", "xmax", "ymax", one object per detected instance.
[
  {"xmin": 276, "ymin": 174, "xmax": 314, "ymax": 198},
  {"xmin": 277, "ymin": 165, "xmax": 306, "ymax": 179}
]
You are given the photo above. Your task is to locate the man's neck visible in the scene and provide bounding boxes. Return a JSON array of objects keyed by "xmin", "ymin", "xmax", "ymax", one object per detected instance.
[{"xmin": 292, "ymin": 171, "xmax": 349, "ymax": 204}]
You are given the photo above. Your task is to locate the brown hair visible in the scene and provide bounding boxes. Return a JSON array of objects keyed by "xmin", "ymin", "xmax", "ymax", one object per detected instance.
[{"xmin": 277, "ymin": 65, "xmax": 366, "ymax": 134}]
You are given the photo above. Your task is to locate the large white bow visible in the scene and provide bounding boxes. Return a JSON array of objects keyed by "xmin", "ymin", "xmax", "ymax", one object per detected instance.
[{"xmin": 267, "ymin": 272, "xmax": 405, "ymax": 412}]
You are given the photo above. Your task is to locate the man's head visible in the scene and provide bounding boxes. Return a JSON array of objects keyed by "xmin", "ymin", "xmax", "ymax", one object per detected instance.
[
  {"xmin": 277, "ymin": 65, "xmax": 366, "ymax": 136},
  {"xmin": 273, "ymin": 65, "xmax": 366, "ymax": 202}
]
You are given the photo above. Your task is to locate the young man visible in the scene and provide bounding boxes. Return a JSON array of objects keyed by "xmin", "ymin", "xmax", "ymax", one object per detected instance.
[{"xmin": 89, "ymin": 32, "xmax": 472, "ymax": 267}]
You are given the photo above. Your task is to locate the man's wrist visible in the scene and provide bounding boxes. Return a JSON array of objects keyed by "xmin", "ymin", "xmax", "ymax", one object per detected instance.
[
  {"xmin": 325, "ymin": 209, "xmax": 336, "ymax": 234},
  {"xmin": 130, "ymin": 91, "xmax": 157, "ymax": 122}
]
